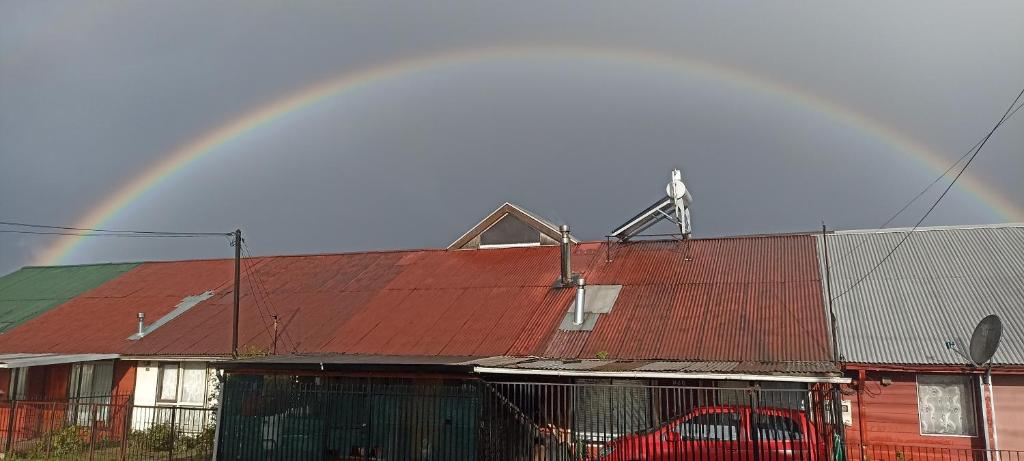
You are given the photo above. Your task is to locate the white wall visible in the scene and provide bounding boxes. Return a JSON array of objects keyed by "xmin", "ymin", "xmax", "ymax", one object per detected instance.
[{"xmin": 131, "ymin": 360, "xmax": 219, "ymax": 433}]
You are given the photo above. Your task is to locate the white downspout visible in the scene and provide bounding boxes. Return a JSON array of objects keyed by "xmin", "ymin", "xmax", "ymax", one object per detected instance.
[
  {"xmin": 987, "ymin": 369, "xmax": 1000, "ymax": 461},
  {"xmin": 978, "ymin": 374, "xmax": 991, "ymax": 461}
]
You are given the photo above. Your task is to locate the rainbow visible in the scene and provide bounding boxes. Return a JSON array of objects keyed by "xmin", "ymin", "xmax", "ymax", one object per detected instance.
[{"xmin": 36, "ymin": 45, "xmax": 1022, "ymax": 265}]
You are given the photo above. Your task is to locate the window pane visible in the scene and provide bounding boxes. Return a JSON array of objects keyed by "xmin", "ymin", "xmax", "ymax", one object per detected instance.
[
  {"xmin": 753, "ymin": 413, "xmax": 803, "ymax": 440},
  {"xmin": 677, "ymin": 412, "xmax": 741, "ymax": 441},
  {"xmin": 68, "ymin": 364, "xmax": 82, "ymax": 399},
  {"xmin": 179, "ymin": 363, "xmax": 206, "ymax": 405},
  {"xmin": 917, "ymin": 374, "xmax": 977, "ymax": 436},
  {"xmin": 575, "ymin": 379, "xmax": 651, "ymax": 441},
  {"xmin": 78, "ymin": 364, "xmax": 94, "ymax": 398},
  {"xmin": 90, "ymin": 362, "xmax": 113, "ymax": 398},
  {"xmin": 159, "ymin": 364, "xmax": 179, "ymax": 401},
  {"xmin": 11, "ymin": 369, "xmax": 28, "ymax": 400}
]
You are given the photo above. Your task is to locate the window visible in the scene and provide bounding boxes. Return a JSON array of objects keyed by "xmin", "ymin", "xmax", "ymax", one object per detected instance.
[
  {"xmin": 917, "ymin": 374, "xmax": 977, "ymax": 436},
  {"xmin": 9, "ymin": 368, "xmax": 28, "ymax": 400},
  {"xmin": 753, "ymin": 413, "xmax": 803, "ymax": 441},
  {"xmin": 479, "ymin": 215, "xmax": 541, "ymax": 247},
  {"xmin": 575, "ymin": 379, "xmax": 651, "ymax": 441},
  {"xmin": 157, "ymin": 362, "xmax": 207, "ymax": 406},
  {"xmin": 675, "ymin": 412, "xmax": 741, "ymax": 441},
  {"xmin": 68, "ymin": 361, "xmax": 114, "ymax": 424}
]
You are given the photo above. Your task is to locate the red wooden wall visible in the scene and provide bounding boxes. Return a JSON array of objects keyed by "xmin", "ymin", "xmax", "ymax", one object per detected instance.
[{"xmin": 846, "ymin": 372, "xmax": 982, "ymax": 451}]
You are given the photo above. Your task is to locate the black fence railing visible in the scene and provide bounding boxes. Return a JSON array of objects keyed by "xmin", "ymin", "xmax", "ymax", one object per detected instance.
[
  {"xmin": 0, "ymin": 398, "xmax": 215, "ymax": 460},
  {"xmin": 860, "ymin": 445, "xmax": 1024, "ymax": 461},
  {"xmin": 217, "ymin": 374, "xmax": 847, "ymax": 461}
]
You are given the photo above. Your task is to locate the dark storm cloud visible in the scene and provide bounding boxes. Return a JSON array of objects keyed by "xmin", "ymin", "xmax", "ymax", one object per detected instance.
[{"xmin": 1, "ymin": 0, "xmax": 1022, "ymax": 274}]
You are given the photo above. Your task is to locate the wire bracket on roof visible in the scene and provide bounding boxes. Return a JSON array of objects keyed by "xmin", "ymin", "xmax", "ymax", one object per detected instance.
[{"xmin": 610, "ymin": 169, "xmax": 693, "ymax": 242}]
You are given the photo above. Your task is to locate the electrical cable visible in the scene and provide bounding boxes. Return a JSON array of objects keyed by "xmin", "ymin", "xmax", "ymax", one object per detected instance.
[
  {"xmin": 831, "ymin": 88, "xmax": 1024, "ymax": 301},
  {"xmin": 237, "ymin": 247, "xmax": 282, "ymax": 352},
  {"xmin": 242, "ymin": 242, "xmax": 299, "ymax": 353},
  {"xmin": 828, "ymin": 96, "xmax": 1024, "ymax": 270},
  {"xmin": 0, "ymin": 229, "xmax": 224, "ymax": 238},
  {"xmin": 0, "ymin": 220, "xmax": 230, "ymax": 236}
]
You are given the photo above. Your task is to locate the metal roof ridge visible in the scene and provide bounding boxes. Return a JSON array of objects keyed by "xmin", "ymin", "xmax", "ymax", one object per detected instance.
[{"xmin": 830, "ymin": 222, "xmax": 1024, "ymax": 235}]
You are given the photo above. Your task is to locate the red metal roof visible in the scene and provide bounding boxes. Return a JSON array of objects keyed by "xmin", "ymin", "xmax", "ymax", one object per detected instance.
[{"xmin": 0, "ymin": 235, "xmax": 830, "ymax": 363}]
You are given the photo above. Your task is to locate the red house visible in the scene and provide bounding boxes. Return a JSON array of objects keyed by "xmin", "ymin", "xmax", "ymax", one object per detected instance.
[{"xmin": 821, "ymin": 224, "xmax": 1024, "ymax": 458}]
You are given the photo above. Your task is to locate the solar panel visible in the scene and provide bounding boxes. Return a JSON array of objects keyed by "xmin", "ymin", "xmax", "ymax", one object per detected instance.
[{"xmin": 610, "ymin": 169, "xmax": 693, "ymax": 242}]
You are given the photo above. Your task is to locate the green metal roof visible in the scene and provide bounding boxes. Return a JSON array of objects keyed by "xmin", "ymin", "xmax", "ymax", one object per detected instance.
[{"xmin": 0, "ymin": 263, "xmax": 139, "ymax": 334}]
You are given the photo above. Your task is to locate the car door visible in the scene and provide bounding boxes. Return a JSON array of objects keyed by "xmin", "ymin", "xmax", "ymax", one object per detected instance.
[
  {"xmin": 664, "ymin": 409, "xmax": 751, "ymax": 461},
  {"xmin": 750, "ymin": 411, "xmax": 811, "ymax": 461}
]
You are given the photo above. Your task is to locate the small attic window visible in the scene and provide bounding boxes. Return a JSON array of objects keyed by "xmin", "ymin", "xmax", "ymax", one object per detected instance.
[
  {"xmin": 480, "ymin": 214, "xmax": 541, "ymax": 248},
  {"xmin": 447, "ymin": 202, "xmax": 570, "ymax": 250}
]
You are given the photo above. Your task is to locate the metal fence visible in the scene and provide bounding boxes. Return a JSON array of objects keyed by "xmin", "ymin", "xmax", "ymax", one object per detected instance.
[
  {"xmin": 0, "ymin": 397, "xmax": 215, "ymax": 460},
  {"xmin": 217, "ymin": 374, "xmax": 847, "ymax": 461},
  {"xmin": 860, "ymin": 445, "xmax": 1024, "ymax": 461},
  {"xmin": 218, "ymin": 376, "xmax": 480, "ymax": 460}
]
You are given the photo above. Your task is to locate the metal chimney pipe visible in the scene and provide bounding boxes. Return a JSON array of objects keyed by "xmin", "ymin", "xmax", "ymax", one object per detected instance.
[
  {"xmin": 574, "ymin": 278, "xmax": 586, "ymax": 326},
  {"xmin": 560, "ymin": 224, "xmax": 572, "ymax": 286},
  {"xmin": 137, "ymin": 312, "xmax": 145, "ymax": 337}
]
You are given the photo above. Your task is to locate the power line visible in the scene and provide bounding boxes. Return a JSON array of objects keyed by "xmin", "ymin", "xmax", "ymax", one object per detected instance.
[
  {"xmin": 237, "ymin": 246, "xmax": 284, "ymax": 352},
  {"xmin": 831, "ymin": 87, "xmax": 1024, "ymax": 301},
  {"xmin": 242, "ymin": 242, "xmax": 299, "ymax": 352},
  {"xmin": 0, "ymin": 229, "xmax": 225, "ymax": 238},
  {"xmin": 829, "ymin": 96, "xmax": 1024, "ymax": 269},
  {"xmin": 0, "ymin": 220, "xmax": 230, "ymax": 236}
]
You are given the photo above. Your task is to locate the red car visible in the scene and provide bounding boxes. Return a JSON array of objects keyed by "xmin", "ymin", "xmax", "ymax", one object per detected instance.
[{"xmin": 597, "ymin": 406, "xmax": 823, "ymax": 461}]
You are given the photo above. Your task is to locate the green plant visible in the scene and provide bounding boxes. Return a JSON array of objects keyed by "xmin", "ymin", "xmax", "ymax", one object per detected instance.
[
  {"xmin": 133, "ymin": 423, "xmax": 175, "ymax": 451},
  {"xmin": 23, "ymin": 425, "xmax": 90, "ymax": 458},
  {"xmin": 176, "ymin": 425, "xmax": 216, "ymax": 453},
  {"xmin": 596, "ymin": 351, "xmax": 610, "ymax": 360},
  {"xmin": 896, "ymin": 450, "xmax": 913, "ymax": 461}
]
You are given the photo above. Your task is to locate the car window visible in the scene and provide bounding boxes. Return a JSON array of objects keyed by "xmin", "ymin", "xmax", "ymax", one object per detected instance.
[
  {"xmin": 675, "ymin": 412, "xmax": 741, "ymax": 441},
  {"xmin": 752, "ymin": 413, "xmax": 803, "ymax": 441}
]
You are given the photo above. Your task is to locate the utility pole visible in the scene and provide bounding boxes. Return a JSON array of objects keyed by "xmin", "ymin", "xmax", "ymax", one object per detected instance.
[
  {"xmin": 271, "ymin": 315, "xmax": 279, "ymax": 355},
  {"xmin": 231, "ymin": 229, "xmax": 242, "ymax": 359}
]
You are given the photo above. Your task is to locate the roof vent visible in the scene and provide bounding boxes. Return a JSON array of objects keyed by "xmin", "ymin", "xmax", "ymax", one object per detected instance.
[{"xmin": 610, "ymin": 169, "xmax": 693, "ymax": 241}]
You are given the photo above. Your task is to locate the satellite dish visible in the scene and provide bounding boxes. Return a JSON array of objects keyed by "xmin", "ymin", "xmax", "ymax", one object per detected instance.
[{"xmin": 969, "ymin": 314, "xmax": 1003, "ymax": 366}]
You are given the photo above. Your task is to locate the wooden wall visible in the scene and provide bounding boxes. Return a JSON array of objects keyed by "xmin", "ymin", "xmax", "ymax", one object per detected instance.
[
  {"xmin": 847, "ymin": 372, "xmax": 981, "ymax": 450},
  {"xmin": 993, "ymin": 375, "xmax": 1024, "ymax": 451}
]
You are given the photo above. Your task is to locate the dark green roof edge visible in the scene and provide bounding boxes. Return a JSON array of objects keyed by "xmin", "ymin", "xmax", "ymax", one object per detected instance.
[{"xmin": 0, "ymin": 263, "xmax": 140, "ymax": 334}]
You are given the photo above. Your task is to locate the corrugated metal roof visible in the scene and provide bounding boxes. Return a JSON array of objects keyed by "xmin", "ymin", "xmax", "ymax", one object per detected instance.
[
  {"xmin": 0, "ymin": 260, "xmax": 234, "ymax": 353},
  {"xmin": 0, "ymin": 234, "xmax": 831, "ymax": 367},
  {"xmin": 818, "ymin": 223, "xmax": 1024, "ymax": 366},
  {"xmin": 0, "ymin": 353, "xmax": 120, "ymax": 368},
  {"xmin": 0, "ymin": 263, "xmax": 138, "ymax": 334}
]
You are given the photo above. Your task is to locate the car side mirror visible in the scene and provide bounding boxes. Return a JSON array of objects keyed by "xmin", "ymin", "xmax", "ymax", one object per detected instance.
[{"xmin": 662, "ymin": 431, "xmax": 681, "ymax": 442}]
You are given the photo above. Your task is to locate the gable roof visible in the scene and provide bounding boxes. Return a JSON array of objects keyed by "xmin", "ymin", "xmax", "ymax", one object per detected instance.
[
  {"xmin": 447, "ymin": 202, "xmax": 578, "ymax": 249},
  {"xmin": 819, "ymin": 223, "xmax": 1024, "ymax": 366},
  {"xmin": 0, "ymin": 234, "xmax": 831, "ymax": 366},
  {"xmin": 0, "ymin": 263, "xmax": 138, "ymax": 334},
  {"xmin": 0, "ymin": 259, "xmax": 234, "ymax": 354}
]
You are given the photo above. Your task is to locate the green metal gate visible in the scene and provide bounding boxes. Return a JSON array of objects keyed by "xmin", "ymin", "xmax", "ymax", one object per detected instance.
[{"xmin": 217, "ymin": 375, "xmax": 479, "ymax": 460}]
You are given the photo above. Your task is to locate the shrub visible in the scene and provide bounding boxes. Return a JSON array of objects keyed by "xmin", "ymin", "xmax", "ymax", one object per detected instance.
[{"xmin": 133, "ymin": 423, "xmax": 175, "ymax": 451}]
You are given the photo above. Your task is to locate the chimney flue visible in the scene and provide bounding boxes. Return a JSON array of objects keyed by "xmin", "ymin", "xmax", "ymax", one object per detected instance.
[
  {"xmin": 574, "ymin": 278, "xmax": 586, "ymax": 326},
  {"xmin": 137, "ymin": 312, "xmax": 145, "ymax": 337},
  {"xmin": 560, "ymin": 224, "xmax": 572, "ymax": 286}
]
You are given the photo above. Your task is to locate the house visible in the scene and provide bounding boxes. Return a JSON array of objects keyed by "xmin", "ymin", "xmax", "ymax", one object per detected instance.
[
  {"xmin": 202, "ymin": 203, "xmax": 848, "ymax": 459},
  {"xmin": 0, "ymin": 202, "xmax": 849, "ymax": 459},
  {"xmin": 821, "ymin": 224, "xmax": 1024, "ymax": 457},
  {"xmin": 0, "ymin": 260, "xmax": 234, "ymax": 456}
]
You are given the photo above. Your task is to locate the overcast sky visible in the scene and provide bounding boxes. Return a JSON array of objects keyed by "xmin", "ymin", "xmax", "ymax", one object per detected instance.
[{"xmin": 1, "ymin": 1, "xmax": 1022, "ymax": 275}]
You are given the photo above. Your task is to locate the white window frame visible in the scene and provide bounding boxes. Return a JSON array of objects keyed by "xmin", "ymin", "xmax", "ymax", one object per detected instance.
[
  {"xmin": 916, "ymin": 374, "xmax": 978, "ymax": 437},
  {"xmin": 156, "ymin": 362, "xmax": 208, "ymax": 407}
]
